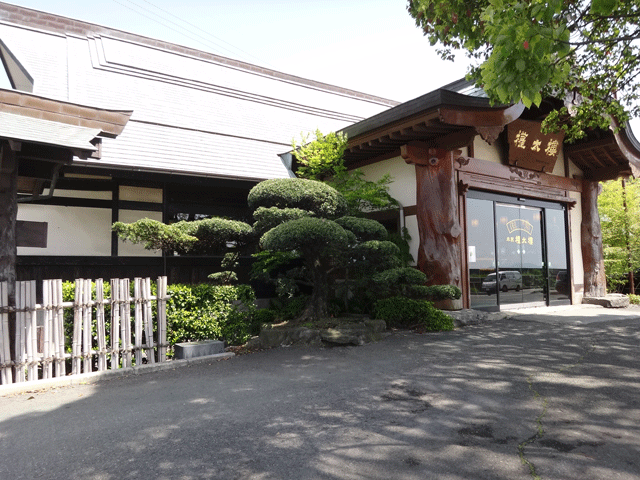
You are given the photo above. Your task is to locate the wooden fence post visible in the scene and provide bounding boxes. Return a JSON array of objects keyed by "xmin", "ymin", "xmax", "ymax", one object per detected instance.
[
  {"xmin": 0, "ymin": 282, "xmax": 13, "ymax": 384},
  {"xmin": 121, "ymin": 278, "xmax": 132, "ymax": 368},
  {"xmin": 110, "ymin": 279, "xmax": 120, "ymax": 369},
  {"xmin": 157, "ymin": 276, "xmax": 167, "ymax": 363},
  {"xmin": 42, "ymin": 280, "xmax": 52, "ymax": 379},
  {"xmin": 95, "ymin": 279, "xmax": 107, "ymax": 372},
  {"xmin": 53, "ymin": 279, "xmax": 65, "ymax": 377}
]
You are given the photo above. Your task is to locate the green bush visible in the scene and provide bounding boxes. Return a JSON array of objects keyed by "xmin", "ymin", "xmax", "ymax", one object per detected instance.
[
  {"xmin": 248, "ymin": 178, "xmax": 347, "ymax": 219},
  {"xmin": 167, "ymin": 284, "xmax": 257, "ymax": 346},
  {"xmin": 253, "ymin": 308, "xmax": 277, "ymax": 325},
  {"xmin": 412, "ymin": 284, "xmax": 462, "ymax": 300},
  {"xmin": 269, "ymin": 295, "xmax": 309, "ymax": 321},
  {"xmin": 253, "ymin": 206, "xmax": 314, "ymax": 236},
  {"xmin": 334, "ymin": 216, "xmax": 388, "ymax": 242},
  {"xmin": 260, "ymin": 217, "xmax": 350, "ymax": 254},
  {"xmin": 374, "ymin": 296, "xmax": 454, "ymax": 331},
  {"xmin": 629, "ymin": 294, "xmax": 640, "ymax": 305}
]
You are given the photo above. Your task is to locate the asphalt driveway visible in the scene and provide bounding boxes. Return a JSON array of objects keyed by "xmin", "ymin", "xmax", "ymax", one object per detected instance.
[{"xmin": 1, "ymin": 307, "xmax": 639, "ymax": 480}]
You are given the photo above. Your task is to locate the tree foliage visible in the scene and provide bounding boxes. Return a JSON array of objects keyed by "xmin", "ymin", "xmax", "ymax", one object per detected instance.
[
  {"xmin": 291, "ymin": 129, "xmax": 348, "ymax": 180},
  {"xmin": 292, "ymin": 130, "xmax": 399, "ymax": 216},
  {"xmin": 250, "ymin": 178, "xmax": 403, "ymax": 320},
  {"xmin": 247, "ymin": 178, "xmax": 347, "ymax": 219},
  {"xmin": 599, "ymin": 178, "xmax": 640, "ymax": 292},
  {"xmin": 113, "ymin": 217, "xmax": 253, "ymax": 255},
  {"xmin": 408, "ymin": 0, "xmax": 640, "ymax": 139}
]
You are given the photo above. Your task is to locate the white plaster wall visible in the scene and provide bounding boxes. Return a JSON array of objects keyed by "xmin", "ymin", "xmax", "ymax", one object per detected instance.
[
  {"xmin": 119, "ymin": 186, "xmax": 163, "ymax": 203},
  {"xmin": 17, "ymin": 204, "xmax": 111, "ymax": 256},
  {"xmin": 358, "ymin": 156, "xmax": 417, "ymax": 206},
  {"xmin": 117, "ymin": 210, "xmax": 163, "ymax": 257},
  {"xmin": 473, "ymin": 136, "xmax": 504, "ymax": 163},
  {"xmin": 43, "ymin": 189, "xmax": 112, "ymax": 200},
  {"xmin": 358, "ymin": 156, "xmax": 419, "ymax": 265}
]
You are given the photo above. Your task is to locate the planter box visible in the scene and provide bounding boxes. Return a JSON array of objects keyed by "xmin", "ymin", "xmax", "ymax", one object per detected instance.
[
  {"xmin": 432, "ymin": 298, "xmax": 463, "ymax": 311},
  {"xmin": 174, "ymin": 340, "xmax": 225, "ymax": 360}
]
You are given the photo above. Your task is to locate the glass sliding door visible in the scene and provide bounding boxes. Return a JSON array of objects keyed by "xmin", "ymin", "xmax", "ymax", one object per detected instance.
[
  {"xmin": 466, "ymin": 191, "xmax": 570, "ymax": 310},
  {"xmin": 545, "ymin": 209, "xmax": 570, "ymax": 305},
  {"xmin": 467, "ymin": 197, "xmax": 499, "ymax": 310},
  {"xmin": 495, "ymin": 204, "xmax": 546, "ymax": 308}
]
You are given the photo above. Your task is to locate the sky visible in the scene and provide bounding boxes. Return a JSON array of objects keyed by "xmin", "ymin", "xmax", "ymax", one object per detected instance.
[
  {"xmin": 3, "ymin": 1, "xmax": 638, "ymax": 133},
  {"xmin": 1, "ymin": 0, "xmax": 469, "ymax": 102}
]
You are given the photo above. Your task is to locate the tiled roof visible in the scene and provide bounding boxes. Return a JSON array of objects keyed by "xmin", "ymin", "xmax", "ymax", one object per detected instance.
[
  {"xmin": 0, "ymin": 2, "xmax": 397, "ymax": 181},
  {"xmin": 0, "ymin": 110, "xmax": 100, "ymax": 151}
]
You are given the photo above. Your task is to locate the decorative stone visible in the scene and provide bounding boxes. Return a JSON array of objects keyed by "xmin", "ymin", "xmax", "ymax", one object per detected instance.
[
  {"xmin": 256, "ymin": 319, "xmax": 386, "ymax": 348},
  {"xmin": 582, "ymin": 294, "xmax": 630, "ymax": 308},
  {"xmin": 174, "ymin": 340, "xmax": 225, "ymax": 360}
]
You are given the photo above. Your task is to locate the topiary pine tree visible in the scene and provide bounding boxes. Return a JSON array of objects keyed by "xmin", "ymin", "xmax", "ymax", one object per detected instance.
[{"xmin": 248, "ymin": 178, "xmax": 401, "ymax": 321}]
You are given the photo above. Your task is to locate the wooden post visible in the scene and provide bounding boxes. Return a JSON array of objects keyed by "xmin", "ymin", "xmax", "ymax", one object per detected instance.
[
  {"xmin": 402, "ymin": 143, "xmax": 462, "ymax": 286},
  {"xmin": 82, "ymin": 280, "xmax": 92, "ymax": 373},
  {"xmin": 110, "ymin": 278, "xmax": 121, "ymax": 369},
  {"xmin": 42, "ymin": 279, "xmax": 52, "ymax": 379},
  {"xmin": 14, "ymin": 281, "xmax": 25, "ymax": 382},
  {"xmin": 157, "ymin": 276, "xmax": 167, "ymax": 363},
  {"xmin": 95, "ymin": 279, "xmax": 107, "ymax": 371},
  {"xmin": 0, "ymin": 282, "xmax": 13, "ymax": 384},
  {"xmin": 0, "ymin": 144, "xmax": 17, "ymax": 370},
  {"xmin": 134, "ymin": 278, "xmax": 142, "ymax": 366},
  {"xmin": 121, "ymin": 279, "xmax": 132, "ymax": 368},
  {"xmin": 581, "ymin": 180, "xmax": 606, "ymax": 297},
  {"xmin": 143, "ymin": 278, "xmax": 155, "ymax": 364},
  {"xmin": 72, "ymin": 279, "xmax": 82, "ymax": 375},
  {"xmin": 53, "ymin": 279, "xmax": 65, "ymax": 377}
]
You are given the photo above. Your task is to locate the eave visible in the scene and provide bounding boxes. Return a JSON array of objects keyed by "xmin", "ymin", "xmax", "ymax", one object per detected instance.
[{"xmin": 341, "ymin": 88, "xmax": 524, "ymax": 167}]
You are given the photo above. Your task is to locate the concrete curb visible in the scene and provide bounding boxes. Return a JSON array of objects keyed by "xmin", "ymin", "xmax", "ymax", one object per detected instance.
[{"xmin": 0, "ymin": 352, "xmax": 235, "ymax": 395}]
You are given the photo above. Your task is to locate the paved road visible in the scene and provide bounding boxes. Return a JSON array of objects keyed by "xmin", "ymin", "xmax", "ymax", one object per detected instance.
[{"xmin": 1, "ymin": 308, "xmax": 639, "ymax": 480}]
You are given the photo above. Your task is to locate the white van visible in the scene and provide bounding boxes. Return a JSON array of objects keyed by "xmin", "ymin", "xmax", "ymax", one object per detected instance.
[{"xmin": 482, "ymin": 271, "xmax": 523, "ymax": 294}]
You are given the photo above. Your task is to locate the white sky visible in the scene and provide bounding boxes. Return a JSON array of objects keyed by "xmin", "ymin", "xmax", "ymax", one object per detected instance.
[{"xmin": 0, "ymin": 0, "xmax": 469, "ymax": 102}]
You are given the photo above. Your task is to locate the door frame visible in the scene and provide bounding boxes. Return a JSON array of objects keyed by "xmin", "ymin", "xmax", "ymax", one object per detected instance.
[{"xmin": 465, "ymin": 190, "xmax": 571, "ymax": 311}]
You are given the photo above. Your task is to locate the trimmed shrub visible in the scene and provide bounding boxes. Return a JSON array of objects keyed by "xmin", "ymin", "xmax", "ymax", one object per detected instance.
[
  {"xmin": 248, "ymin": 178, "xmax": 347, "ymax": 219},
  {"xmin": 260, "ymin": 217, "xmax": 350, "ymax": 254},
  {"xmin": 176, "ymin": 217, "xmax": 254, "ymax": 254},
  {"xmin": 167, "ymin": 284, "xmax": 257, "ymax": 346},
  {"xmin": 374, "ymin": 296, "xmax": 454, "ymax": 331},
  {"xmin": 335, "ymin": 216, "xmax": 388, "ymax": 242},
  {"xmin": 253, "ymin": 206, "xmax": 314, "ymax": 236},
  {"xmin": 409, "ymin": 284, "xmax": 462, "ymax": 300}
]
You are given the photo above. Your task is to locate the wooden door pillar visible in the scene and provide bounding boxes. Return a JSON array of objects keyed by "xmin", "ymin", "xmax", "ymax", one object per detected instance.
[
  {"xmin": 401, "ymin": 143, "xmax": 462, "ymax": 287},
  {"xmin": 581, "ymin": 180, "xmax": 606, "ymax": 297}
]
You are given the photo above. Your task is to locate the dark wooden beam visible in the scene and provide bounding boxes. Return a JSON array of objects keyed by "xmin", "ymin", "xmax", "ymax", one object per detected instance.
[{"xmin": 583, "ymin": 165, "xmax": 631, "ymax": 181}]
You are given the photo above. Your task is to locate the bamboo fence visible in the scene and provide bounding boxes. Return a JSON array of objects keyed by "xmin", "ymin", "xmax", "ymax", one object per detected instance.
[{"xmin": 0, "ymin": 276, "xmax": 169, "ymax": 385}]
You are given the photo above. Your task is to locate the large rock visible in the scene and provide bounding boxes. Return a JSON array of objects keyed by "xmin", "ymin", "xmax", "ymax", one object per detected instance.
[
  {"xmin": 256, "ymin": 318, "xmax": 386, "ymax": 348},
  {"xmin": 582, "ymin": 294, "xmax": 630, "ymax": 308}
]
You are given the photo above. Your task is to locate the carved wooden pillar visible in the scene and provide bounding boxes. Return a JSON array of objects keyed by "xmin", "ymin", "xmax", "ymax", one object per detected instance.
[
  {"xmin": 581, "ymin": 180, "xmax": 606, "ymax": 297},
  {"xmin": 402, "ymin": 143, "xmax": 461, "ymax": 287}
]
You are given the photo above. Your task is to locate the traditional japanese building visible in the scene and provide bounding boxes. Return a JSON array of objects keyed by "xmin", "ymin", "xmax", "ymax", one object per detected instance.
[
  {"xmin": 341, "ymin": 80, "xmax": 640, "ymax": 310},
  {"xmin": 0, "ymin": 2, "xmax": 396, "ymax": 284}
]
